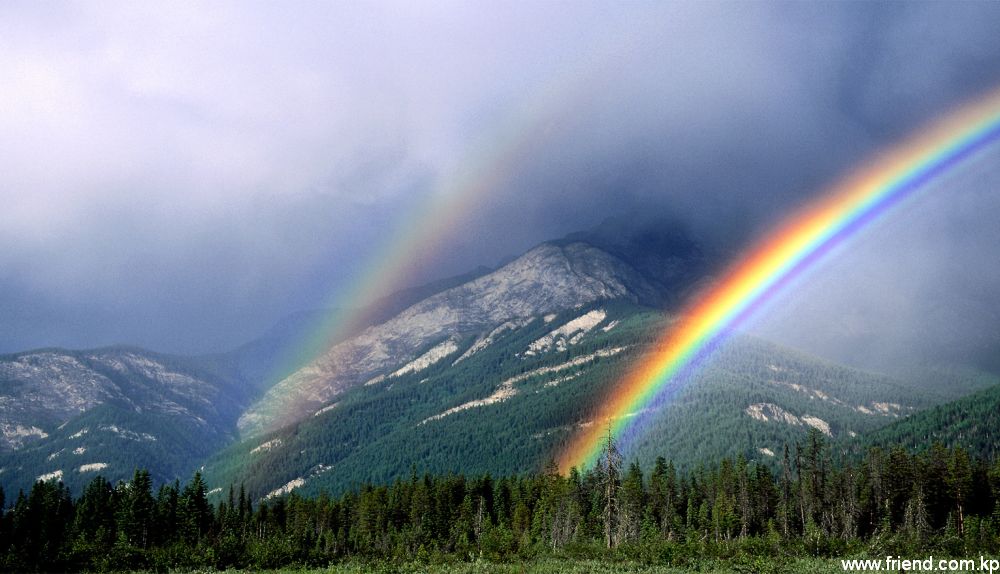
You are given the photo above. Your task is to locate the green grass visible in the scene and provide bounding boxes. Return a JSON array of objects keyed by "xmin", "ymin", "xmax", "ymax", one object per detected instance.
[{"xmin": 165, "ymin": 556, "xmax": 850, "ymax": 573}]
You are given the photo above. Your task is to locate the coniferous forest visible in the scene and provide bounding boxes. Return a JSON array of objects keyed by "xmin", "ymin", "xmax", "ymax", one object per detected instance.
[{"xmin": 2, "ymin": 430, "xmax": 999, "ymax": 572}]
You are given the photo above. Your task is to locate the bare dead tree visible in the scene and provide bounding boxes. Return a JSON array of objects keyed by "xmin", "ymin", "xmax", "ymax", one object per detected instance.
[{"xmin": 600, "ymin": 422, "xmax": 622, "ymax": 549}]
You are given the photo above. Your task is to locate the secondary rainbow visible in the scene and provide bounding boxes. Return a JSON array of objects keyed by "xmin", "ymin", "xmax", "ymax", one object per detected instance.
[
  {"xmin": 251, "ymin": 33, "xmax": 636, "ymax": 433},
  {"xmin": 559, "ymin": 88, "xmax": 1000, "ymax": 473}
]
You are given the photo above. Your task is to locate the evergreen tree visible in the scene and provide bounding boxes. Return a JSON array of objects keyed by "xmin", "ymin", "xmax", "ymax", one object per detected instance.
[
  {"xmin": 947, "ymin": 447, "xmax": 973, "ymax": 536},
  {"xmin": 647, "ymin": 456, "xmax": 669, "ymax": 533},
  {"xmin": 779, "ymin": 444, "xmax": 793, "ymax": 537},
  {"xmin": 118, "ymin": 470, "xmax": 156, "ymax": 549},
  {"xmin": 619, "ymin": 461, "xmax": 644, "ymax": 543},
  {"xmin": 179, "ymin": 472, "xmax": 211, "ymax": 543},
  {"xmin": 3, "ymin": 441, "xmax": 1000, "ymax": 570},
  {"xmin": 73, "ymin": 475, "xmax": 116, "ymax": 560}
]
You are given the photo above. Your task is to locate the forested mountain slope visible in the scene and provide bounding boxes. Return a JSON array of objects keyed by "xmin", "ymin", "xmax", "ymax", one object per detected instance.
[
  {"xmin": 0, "ymin": 347, "xmax": 249, "ymax": 494},
  {"xmin": 4, "ymin": 219, "xmax": 994, "ymax": 504},
  {"xmin": 203, "ymin": 301, "xmax": 953, "ymax": 501},
  {"xmin": 857, "ymin": 380, "xmax": 1000, "ymax": 459},
  {"xmin": 0, "ymin": 264, "xmax": 501, "ymax": 496},
  {"xmin": 237, "ymin": 241, "xmax": 666, "ymax": 437}
]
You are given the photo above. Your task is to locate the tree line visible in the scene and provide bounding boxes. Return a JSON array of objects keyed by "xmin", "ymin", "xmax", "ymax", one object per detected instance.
[{"xmin": 2, "ymin": 429, "xmax": 999, "ymax": 571}]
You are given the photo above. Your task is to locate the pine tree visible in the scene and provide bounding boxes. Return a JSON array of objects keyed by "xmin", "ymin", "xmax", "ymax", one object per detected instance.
[
  {"xmin": 903, "ymin": 484, "xmax": 930, "ymax": 543},
  {"xmin": 155, "ymin": 481, "xmax": 180, "ymax": 546},
  {"xmin": 948, "ymin": 447, "xmax": 973, "ymax": 537},
  {"xmin": 886, "ymin": 446, "xmax": 914, "ymax": 529},
  {"xmin": 990, "ymin": 459, "xmax": 1000, "ymax": 525},
  {"xmin": 736, "ymin": 454, "xmax": 751, "ymax": 538},
  {"xmin": 118, "ymin": 470, "xmax": 155, "ymax": 548},
  {"xmin": 598, "ymin": 423, "xmax": 622, "ymax": 548},
  {"xmin": 74, "ymin": 475, "xmax": 116, "ymax": 556},
  {"xmin": 648, "ymin": 457, "xmax": 668, "ymax": 533},
  {"xmin": 179, "ymin": 472, "xmax": 211, "ymax": 544},
  {"xmin": 865, "ymin": 447, "xmax": 886, "ymax": 535},
  {"xmin": 618, "ymin": 461, "xmax": 644, "ymax": 544},
  {"xmin": 779, "ymin": 444, "xmax": 793, "ymax": 537},
  {"xmin": 922, "ymin": 443, "xmax": 951, "ymax": 530}
]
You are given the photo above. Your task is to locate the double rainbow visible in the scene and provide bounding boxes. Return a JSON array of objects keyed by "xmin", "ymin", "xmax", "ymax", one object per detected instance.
[{"xmin": 559, "ymin": 89, "xmax": 1000, "ymax": 472}]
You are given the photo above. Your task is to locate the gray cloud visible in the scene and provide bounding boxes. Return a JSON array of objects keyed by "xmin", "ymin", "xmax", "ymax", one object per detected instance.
[
  {"xmin": 751, "ymin": 152, "xmax": 1000, "ymax": 373},
  {"xmin": 2, "ymin": 1, "xmax": 1000, "ymax": 356}
]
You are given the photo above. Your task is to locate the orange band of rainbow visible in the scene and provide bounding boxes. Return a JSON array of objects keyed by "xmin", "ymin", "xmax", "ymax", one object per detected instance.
[{"xmin": 559, "ymin": 89, "xmax": 1000, "ymax": 472}]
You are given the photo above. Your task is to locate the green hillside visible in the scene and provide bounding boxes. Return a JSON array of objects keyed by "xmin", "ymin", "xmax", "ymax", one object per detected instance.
[
  {"xmin": 857, "ymin": 380, "xmax": 1000, "ymax": 459},
  {"xmin": 201, "ymin": 302, "xmax": 954, "ymax": 501},
  {"xmin": 0, "ymin": 404, "xmax": 230, "ymax": 495},
  {"xmin": 0, "ymin": 346, "xmax": 256, "ymax": 495}
]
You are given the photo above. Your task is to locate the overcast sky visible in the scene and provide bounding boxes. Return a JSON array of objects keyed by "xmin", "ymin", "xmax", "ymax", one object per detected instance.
[{"xmin": 3, "ymin": 1, "xmax": 1000, "ymax": 357}]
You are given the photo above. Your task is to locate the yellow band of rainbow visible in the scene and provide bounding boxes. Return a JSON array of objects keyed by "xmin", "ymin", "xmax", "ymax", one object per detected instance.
[{"xmin": 559, "ymin": 88, "xmax": 1000, "ymax": 472}]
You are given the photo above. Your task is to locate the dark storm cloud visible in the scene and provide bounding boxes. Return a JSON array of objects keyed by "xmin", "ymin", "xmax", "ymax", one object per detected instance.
[
  {"xmin": 2, "ymin": 1, "xmax": 1000, "ymax": 355},
  {"xmin": 751, "ymin": 152, "xmax": 1000, "ymax": 374}
]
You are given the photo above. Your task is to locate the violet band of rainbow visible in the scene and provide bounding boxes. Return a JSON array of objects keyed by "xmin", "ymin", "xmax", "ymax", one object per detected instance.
[{"xmin": 559, "ymin": 88, "xmax": 1000, "ymax": 472}]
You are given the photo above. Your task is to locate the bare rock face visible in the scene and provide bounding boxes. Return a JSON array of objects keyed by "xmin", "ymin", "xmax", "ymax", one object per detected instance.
[
  {"xmin": 239, "ymin": 242, "xmax": 658, "ymax": 435},
  {"xmin": 0, "ymin": 348, "xmax": 232, "ymax": 452},
  {"xmin": 0, "ymin": 353, "xmax": 114, "ymax": 449}
]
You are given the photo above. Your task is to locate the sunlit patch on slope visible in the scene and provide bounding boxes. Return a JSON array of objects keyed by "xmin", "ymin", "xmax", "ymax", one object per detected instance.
[
  {"xmin": 99, "ymin": 425, "xmax": 156, "ymax": 441},
  {"xmin": 422, "ymin": 346, "xmax": 627, "ymax": 424},
  {"xmin": 250, "ymin": 438, "xmax": 283, "ymax": 455},
  {"xmin": 390, "ymin": 338, "xmax": 460, "ymax": 377},
  {"xmin": 525, "ymin": 309, "xmax": 607, "ymax": 355},
  {"xmin": 420, "ymin": 380, "xmax": 518, "ymax": 424},
  {"xmin": 541, "ymin": 373, "xmax": 581, "ymax": 389},
  {"xmin": 262, "ymin": 464, "xmax": 332, "ymax": 500},
  {"xmin": 313, "ymin": 402, "xmax": 339, "ymax": 417},
  {"xmin": 37, "ymin": 469, "xmax": 63, "ymax": 482},
  {"xmin": 533, "ymin": 409, "xmax": 653, "ymax": 441},
  {"xmin": 365, "ymin": 339, "xmax": 461, "ymax": 387},
  {"xmin": 1, "ymin": 423, "xmax": 48, "ymax": 449},
  {"xmin": 745, "ymin": 403, "xmax": 832, "ymax": 437},
  {"xmin": 265, "ymin": 477, "xmax": 305, "ymax": 500},
  {"xmin": 767, "ymin": 380, "xmax": 847, "ymax": 405},
  {"xmin": 453, "ymin": 318, "xmax": 534, "ymax": 365}
]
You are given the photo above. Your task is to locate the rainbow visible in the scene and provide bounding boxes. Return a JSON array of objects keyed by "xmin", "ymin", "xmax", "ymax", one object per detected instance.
[
  {"xmin": 254, "ymin": 33, "xmax": 634, "ymax": 432},
  {"xmin": 559, "ymin": 88, "xmax": 1000, "ymax": 472}
]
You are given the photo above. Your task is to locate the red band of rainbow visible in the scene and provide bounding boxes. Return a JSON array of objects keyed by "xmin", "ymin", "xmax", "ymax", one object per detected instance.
[{"xmin": 559, "ymin": 89, "xmax": 1000, "ymax": 472}]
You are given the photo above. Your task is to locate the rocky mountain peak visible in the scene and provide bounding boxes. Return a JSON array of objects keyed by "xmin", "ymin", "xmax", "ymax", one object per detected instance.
[{"xmin": 237, "ymin": 241, "xmax": 659, "ymax": 436}]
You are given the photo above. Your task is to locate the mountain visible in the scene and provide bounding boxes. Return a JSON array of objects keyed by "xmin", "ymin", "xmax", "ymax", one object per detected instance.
[
  {"xmin": 237, "ymin": 241, "xmax": 665, "ymax": 436},
  {"xmin": 0, "ymin": 262, "xmax": 501, "ymax": 496},
  {"xmin": 556, "ymin": 214, "xmax": 716, "ymax": 307},
  {"xmin": 196, "ymin": 265, "xmax": 498, "ymax": 401},
  {"xmin": 202, "ymin": 298, "xmax": 966, "ymax": 501},
  {"xmin": 212, "ymin": 218, "xmax": 994, "ymax": 500},
  {"xmin": 4, "ymin": 217, "xmax": 994, "ymax": 502},
  {"xmin": 0, "ymin": 346, "xmax": 249, "ymax": 494},
  {"xmin": 856, "ymin": 378, "xmax": 1000, "ymax": 459}
]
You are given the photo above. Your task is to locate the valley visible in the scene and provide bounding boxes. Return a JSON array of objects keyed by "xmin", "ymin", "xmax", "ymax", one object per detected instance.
[{"xmin": 1, "ymin": 225, "xmax": 997, "ymax": 504}]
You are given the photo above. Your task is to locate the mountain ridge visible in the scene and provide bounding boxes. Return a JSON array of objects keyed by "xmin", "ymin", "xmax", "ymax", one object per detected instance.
[
  {"xmin": 202, "ymin": 301, "xmax": 961, "ymax": 500},
  {"xmin": 3, "ymin": 217, "xmax": 995, "ymax": 502},
  {"xmin": 236, "ymin": 240, "xmax": 669, "ymax": 436}
]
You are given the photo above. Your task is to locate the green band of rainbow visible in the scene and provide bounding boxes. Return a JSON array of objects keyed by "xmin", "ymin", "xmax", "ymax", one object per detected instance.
[
  {"xmin": 560, "ymin": 88, "xmax": 1000, "ymax": 472},
  {"xmin": 251, "ymin": 32, "xmax": 636, "ymax": 433}
]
